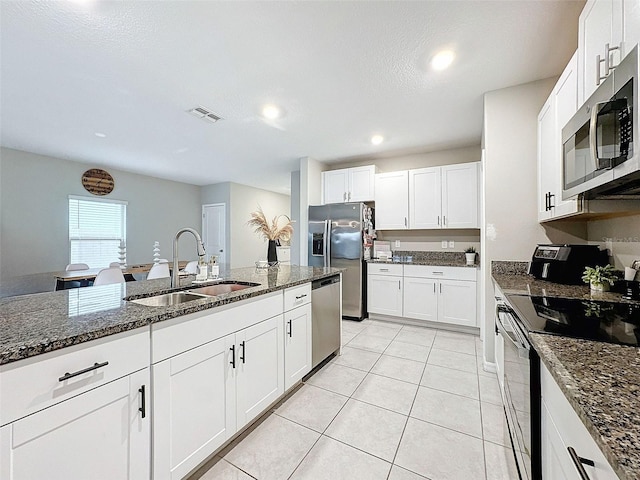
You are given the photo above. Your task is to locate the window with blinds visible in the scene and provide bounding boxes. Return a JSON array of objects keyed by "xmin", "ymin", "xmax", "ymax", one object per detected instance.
[{"xmin": 69, "ymin": 196, "xmax": 127, "ymax": 268}]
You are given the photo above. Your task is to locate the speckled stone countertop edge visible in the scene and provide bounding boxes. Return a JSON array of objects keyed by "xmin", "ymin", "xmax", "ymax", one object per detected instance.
[
  {"xmin": 530, "ymin": 334, "xmax": 639, "ymax": 480},
  {"xmin": 0, "ymin": 267, "xmax": 343, "ymax": 366}
]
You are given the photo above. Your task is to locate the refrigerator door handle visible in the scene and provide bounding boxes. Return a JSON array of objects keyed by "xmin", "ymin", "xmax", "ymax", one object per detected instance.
[{"xmin": 326, "ymin": 219, "xmax": 332, "ymax": 268}]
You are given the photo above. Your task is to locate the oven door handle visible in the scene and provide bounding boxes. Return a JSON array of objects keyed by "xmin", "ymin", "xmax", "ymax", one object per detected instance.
[{"xmin": 496, "ymin": 305, "xmax": 529, "ymax": 356}]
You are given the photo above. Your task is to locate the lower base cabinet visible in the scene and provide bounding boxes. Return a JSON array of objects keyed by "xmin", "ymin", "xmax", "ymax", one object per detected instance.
[
  {"xmin": 284, "ymin": 303, "xmax": 312, "ymax": 390},
  {"xmin": 0, "ymin": 368, "xmax": 150, "ymax": 480},
  {"xmin": 540, "ymin": 362, "xmax": 618, "ymax": 480},
  {"xmin": 152, "ymin": 315, "xmax": 284, "ymax": 480}
]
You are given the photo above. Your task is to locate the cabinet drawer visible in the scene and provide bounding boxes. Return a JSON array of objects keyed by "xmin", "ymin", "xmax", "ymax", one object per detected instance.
[
  {"xmin": 368, "ymin": 263, "xmax": 403, "ymax": 276},
  {"xmin": 404, "ymin": 265, "xmax": 476, "ymax": 281},
  {"xmin": 0, "ymin": 327, "xmax": 149, "ymax": 426},
  {"xmin": 284, "ymin": 283, "xmax": 311, "ymax": 311}
]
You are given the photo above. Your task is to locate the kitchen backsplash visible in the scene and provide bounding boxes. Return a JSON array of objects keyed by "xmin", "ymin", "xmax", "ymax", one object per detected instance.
[{"xmin": 587, "ymin": 214, "xmax": 640, "ymax": 270}]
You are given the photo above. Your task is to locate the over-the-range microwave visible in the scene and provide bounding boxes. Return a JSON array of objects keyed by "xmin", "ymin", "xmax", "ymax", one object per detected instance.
[{"xmin": 562, "ymin": 45, "xmax": 640, "ymax": 200}]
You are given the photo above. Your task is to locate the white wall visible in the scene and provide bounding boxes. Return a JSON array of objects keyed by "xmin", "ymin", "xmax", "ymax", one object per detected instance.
[
  {"xmin": 0, "ymin": 147, "xmax": 202, "ymax": 279},
  {"xmin": 229, "ymin": 182, "xmax": 291, "ymax": 268},
  {"xmin": 587, "ymin": 215, "xmax": 640, "ymax": 269},
  {"xmin": 482, "ymin": 78, "xmax": 588, "ymax": 364},
  {"xmin": 298, "ymin": 157, "xmax": 325, "ymax": 265}
]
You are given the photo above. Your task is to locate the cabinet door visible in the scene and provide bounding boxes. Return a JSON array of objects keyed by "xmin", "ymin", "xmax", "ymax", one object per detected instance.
[
  {"xmin": 374, "ymin": 171, "xmax": 409, "ymax": 229},
  {"xmin": 438, "ymin": 279, "xmax": 477, "ymax": 327},
  {"xmin": 284, "ymin": 304, "xmax": 312, "ymax": 390},
  {"xmin": 538, "ymin": 97, "xmax": 555, "ymax": 222},
  {"xmin": 323, "ymin": 170, "xmax": 349, "ymax": 204},
  {"xmin": 553, "ymin": 52, "xmax": 581, "ymax": 218},
  {"xmin": 541, "ymin": 401, "xmax": 577, "ymax": 480},
  {"xmin": 348, "ymin": 165, "xmax": 375, "ymax": 202},
  {"xmin": 579, "ymin": 0, "xmax": 617, "ymax": 103},
  {"xmin": 236, "ymin": 315, "xmax": 284, "ymax": 427},
  {"xmin": 623, "ymin": 0, "xmax": 640, "ymax": 58},
  {"xmin": 153, "ymin": 336, "xmax": 236, "ymax": 480},
  {"xmin": 409, "ymin": 167, "xmax": 442, "ymax": 229},
  {"xmin": 441, "ymin": 163, "xmax": 479, "ymax": 229},
  {"xmin": 0, "ymin": 369, "xmax": 150, "ymax": 480},
  {"xmin": 403, "ymin": 276, "xmax": 438, "ymax": 322},
  {"xmin": 367, "ymin": 274, "xmax": 403, "ymax": 316}
]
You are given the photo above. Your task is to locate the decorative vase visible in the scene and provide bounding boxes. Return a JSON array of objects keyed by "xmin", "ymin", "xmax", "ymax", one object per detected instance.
[
  {"xmin": 590, "ymin": 281, "xmax": 610, "ymax": 292},
  {"xmin": 465, "ymin": 253, "xmax": 476, "ymax": 266},
  {"xmin": 118, "ymin": 240, "xmax": 127, "ymax": 268},
  {"xmin": 153, "ymin": 241, "xmax": 161, "ymax": 264},
  {"xmin": 267, "ymin": 240, "xmax": 278, "ymax": 265}
]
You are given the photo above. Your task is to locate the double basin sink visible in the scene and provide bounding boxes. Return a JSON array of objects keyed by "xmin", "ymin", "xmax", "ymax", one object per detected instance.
[{"xmin": 128, "ymin": 281, "xmax": 260, "ymax": 307}]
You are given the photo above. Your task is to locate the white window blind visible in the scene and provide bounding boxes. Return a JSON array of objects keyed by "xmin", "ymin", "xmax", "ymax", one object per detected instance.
[{"xmin": 69, "ymin": 196, "xmax": 127, "ymax": 268}]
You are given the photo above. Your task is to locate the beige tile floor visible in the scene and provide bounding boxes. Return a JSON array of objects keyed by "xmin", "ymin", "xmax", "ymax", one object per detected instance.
[{"xmin": 192, "ymin": 319, "xmax": 520, "ymax": 480}]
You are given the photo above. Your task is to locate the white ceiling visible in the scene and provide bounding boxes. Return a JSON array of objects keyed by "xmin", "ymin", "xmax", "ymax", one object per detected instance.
[{"xmin": 1, "ymin": 1, "xmax": 584, "ymax": 194}]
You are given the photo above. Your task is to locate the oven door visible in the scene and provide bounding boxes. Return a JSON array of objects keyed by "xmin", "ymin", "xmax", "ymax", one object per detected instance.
[{"xmin": 496, "ymin": 304, "xmax": 534, "ymax": 480}]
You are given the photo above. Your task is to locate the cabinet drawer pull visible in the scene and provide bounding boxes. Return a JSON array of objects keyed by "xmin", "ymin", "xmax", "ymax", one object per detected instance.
[
  {"xmin": 567, "ymin": 447, "xmax": 594, "ymax": 480},
  {"xmin": 295, "ymin": 294, "xmax": 307, "ymax": 300},
  {"xmin": 404, "ymin": 217, "xmax": 407, "ymax": 227},
  {"xmin": 437, "ymin": 215, "xmax": 440, "ymax": 226},
  {"xmin": 240, "ymin": 341, "xmax": 246, "ymax": 364},
  {"xmin": 432, "ymin": 271, "xmax": 444, "ymax": 275},
  {"xmin": 440, "ymin": 284, "xmax": 442, "ymax": 294},
  {"xmin": 433, "ymin": 284, "xmax": 436, "ymax": 293},
  {"xmin": 287, "ymin": 319, "xmax": 292, "ymax": 337},
  {"xmin": 58, "ymin": 361, "xmax": 109, "ymax": 382},
  {"xmin": 138, "ymin": 385, "xmax": 146, "ymax": 419},
  {"xmin": 343, "ymin": 192, "xmax": 347, "ymax": 201},
  {"xmin": 379, "ymin": 268, "xmax": 389, "ymax": 272},
  {"xmin": 398, "ymin": 280, "xmax": 401, "ymax": 290},
  {"xmin": 230, "ymin": 345, "xmax": 236, "ymax": 368},
  {"xmin": 443, "ymin": 216, "xmax": 446, "ymax": 226}
]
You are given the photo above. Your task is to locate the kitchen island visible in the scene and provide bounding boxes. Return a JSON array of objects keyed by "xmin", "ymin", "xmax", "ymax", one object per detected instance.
[
  {"xmin": 493, "ymin": 266, "xmax": 640, "ymax": 480},
  {"xmin": 0, "ymin": 265, "xmax": 342, "ymax": 480}
]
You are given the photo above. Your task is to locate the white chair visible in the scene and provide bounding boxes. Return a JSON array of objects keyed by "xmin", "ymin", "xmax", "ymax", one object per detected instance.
[
  {"xmin": 147, "ymin": 262, "xmax": 170, "ymax": 280},
  {"xmin": 182, "ymin": 261, "xmax": 198, "ymax": 275},
  {"xmin": 109, "ymin": 262, "xmax": 121, "ymax": 268},
  {"xmin": 93, "ymin": 267, "xmax": 125, "ymax": 286},
  {"xmin": 65, "ymin": 263, "xmax": 89, "ymax": 271}
]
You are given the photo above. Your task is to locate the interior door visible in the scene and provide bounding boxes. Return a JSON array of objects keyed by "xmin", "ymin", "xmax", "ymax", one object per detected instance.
[{"xmin": 202, "ymin": 203, "xmax": 226, "ymax": 267}]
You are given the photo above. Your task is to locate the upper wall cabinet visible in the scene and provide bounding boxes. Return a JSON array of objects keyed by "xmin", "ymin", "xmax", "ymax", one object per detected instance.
[
  {"xmin": 322, "ymin": 165, "xmax": 376, "ymax": 204},
  {"xmin": 375, "ymin": 162, "xmax": 480, "ymax": 230},
  {"xmin": 538, "ymin": 52, "xmax": 582, "ymax": 222},
  {"xmin": 578, "ymin": 0, "xmax": 640, "ymax": 104}
]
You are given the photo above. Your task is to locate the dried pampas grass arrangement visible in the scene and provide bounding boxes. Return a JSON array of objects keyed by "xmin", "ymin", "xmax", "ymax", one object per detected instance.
[{"xmin": 247, "ymin": 206, "xmax": 294, "ymax": 242}]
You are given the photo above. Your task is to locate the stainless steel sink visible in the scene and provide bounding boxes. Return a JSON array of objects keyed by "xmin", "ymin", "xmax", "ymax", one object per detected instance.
[
  {"xmin": 189, "ymin": 281, "xmax": 260, "ymax": 297},
  {"xmin": 128, "ymin": 291, "xmax": 210, "ymax": 307}
]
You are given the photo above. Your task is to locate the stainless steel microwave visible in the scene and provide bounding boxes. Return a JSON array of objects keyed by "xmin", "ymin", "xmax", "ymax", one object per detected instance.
[{"xmin": 562, "ymin": 45, "xmax": 640, "ymax": 200}]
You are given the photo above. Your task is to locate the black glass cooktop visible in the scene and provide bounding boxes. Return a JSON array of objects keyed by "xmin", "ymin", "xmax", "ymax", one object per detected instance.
[{"xmin": 506, "ymin": 294, "xmax": 640, "ymax": 347}]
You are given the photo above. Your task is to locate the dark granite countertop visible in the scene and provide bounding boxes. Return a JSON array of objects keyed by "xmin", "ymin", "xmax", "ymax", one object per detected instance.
[
  {"xmin": 0, "ymin": 266, "xmax": 341, "ymax": 365},
  {"xmin": 367, "ymin": 250, "xmax": 479, "ymax": 268},
  {"xmin": 531, "ymin": 334, "xmax": 640, "ymax": 480},
  {"xmin": 492, "ymin": 266, "xmax": 640, "ymax": 479}
]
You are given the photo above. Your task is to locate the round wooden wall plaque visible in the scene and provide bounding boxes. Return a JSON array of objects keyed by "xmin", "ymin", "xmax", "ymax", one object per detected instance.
[{"xmin": 81, "ymin": 168, "xmax": 114, "ymax": 196}]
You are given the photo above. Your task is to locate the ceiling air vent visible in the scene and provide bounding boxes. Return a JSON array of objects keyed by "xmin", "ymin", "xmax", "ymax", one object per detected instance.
[{"xmin": 187, "ymin": 106, "xmax": 222, "ymax": 123}]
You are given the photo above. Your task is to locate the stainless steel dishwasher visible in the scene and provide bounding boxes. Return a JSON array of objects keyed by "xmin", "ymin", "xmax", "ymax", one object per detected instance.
[{"xmin": 311, "ymin": 274, "xmax": 341, "ymax": 368}]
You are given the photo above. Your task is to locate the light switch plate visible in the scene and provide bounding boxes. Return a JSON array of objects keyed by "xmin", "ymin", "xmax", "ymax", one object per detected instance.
[
  {"xmin": 441, "ymin": 240, "xmax": 448, "ymax": 248},
  {"xmin": 448, "ymin": 241, "xmax": 455, "ymax": 248}
]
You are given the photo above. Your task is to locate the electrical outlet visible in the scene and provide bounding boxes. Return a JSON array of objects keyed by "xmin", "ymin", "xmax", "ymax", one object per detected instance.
[
  {"xmin": 441, "ymin": 240, "xmax": 448, "ymax": 249},
  {"xmin": 448, "ymin": 241, "xmax": 455, "ymax": 248},
  {"xmin": 395, "ymin": 240, "xmax": 401, "ymax": 248}
]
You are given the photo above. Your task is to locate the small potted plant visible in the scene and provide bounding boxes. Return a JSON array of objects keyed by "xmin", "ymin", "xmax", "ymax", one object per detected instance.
[
  {"xmin": 464, "ymin": 246, "xmax": 477, "ymax": 266},
  {"xmin": 582, "ymin": 264, "xmax": 616, "ymax": 292}
]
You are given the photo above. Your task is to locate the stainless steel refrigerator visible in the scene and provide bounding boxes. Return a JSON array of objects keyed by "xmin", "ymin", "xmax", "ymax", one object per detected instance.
[{"xmin": 308, "ymin": 203, "xmax": 372, "ymax": 320}]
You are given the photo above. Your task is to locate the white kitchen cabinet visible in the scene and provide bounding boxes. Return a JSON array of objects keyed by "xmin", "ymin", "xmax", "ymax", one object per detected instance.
[
  {"xmin": 438, "ymin": 279, "xmax": 477, "ymax": 328},
  {"xmin": 538, "ymin": 52, "xmax": 582, "ymax": 222},
  {"xmin": 376, "ymin": 162, "xmax": 479, "ymax": 230},
  {"xmin": 409, "ymin": 167, "xmax": 441, "ymax": 229},
  {"xmin": 153, "ymin": 335, "xmax": 236, "ymax": 480},
  {"xmin": 403, "ymin": 276, "xmax": 438, "ymax": 321},
  {"xmin": 540, "ymin": 362, "xmax": 618, "ymax": 480},
  {"xmin": 284, "ymin": 303, "xmax": 312, "ymax": 390},
  {"xmin": 322, "ymin": 165, "xmax": 376, "ymax": 204},
  {"xmin": 441, "ymin": 162, "xmax": 479, "ymax": 228},
  {"xmin": 577, "ymin": 0, "xmax": 630, "ymax": 104},
  {"xmin": 368, "ymin": 264, "xmax": 404, "ymax": 316},
  {"xmin": 374, "ymin": 170, "xmax": 409, "ymax": 229},
  {"xmin": 1, "ymin": 368, "xmax": 150, "ymax": 480},
  {"xmin": 236, "ymin": 315, "xmax": 284, "ymax": 426}
]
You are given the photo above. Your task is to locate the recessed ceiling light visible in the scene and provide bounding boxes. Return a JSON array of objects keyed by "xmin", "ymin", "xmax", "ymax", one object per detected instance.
[
  {"xmin": 262, "ymin": 104, "xmax": 281, "ymax": 120},
  {"xmin": 431, "ymin": 50, "xmax": 455, "ymax": 71},
  {"xmin": 94, "ymin": 132, "xmax": 107, "ymax": 138},
  {"xmin": 371, "ymin": 135, "xmax": 384, "ymax": 145}
]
